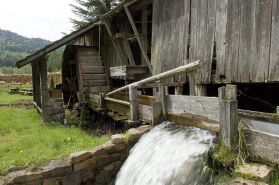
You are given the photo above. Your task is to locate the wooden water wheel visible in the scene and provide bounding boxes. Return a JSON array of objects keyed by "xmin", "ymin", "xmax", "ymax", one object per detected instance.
[{"xmin": 62, "ymin": 45, "xmax": 110, "ymax": 107}]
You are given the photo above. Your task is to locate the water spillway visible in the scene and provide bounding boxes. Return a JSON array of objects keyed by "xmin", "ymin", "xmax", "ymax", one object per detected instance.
[{"xmin": 115, "ymin": 121, "xmax": 216, "ymax": 185}]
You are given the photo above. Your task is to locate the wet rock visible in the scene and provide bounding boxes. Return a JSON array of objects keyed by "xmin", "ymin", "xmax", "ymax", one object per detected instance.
[
  {"xmin": 218, "ymin": 177, "xmax": 268, "ymax": 185},
  {"xmin": 235, "ymin": 164, "xmax": 272, "ymax": 183},
  {"xmin": 110, "ymin": 134, "xmax": 125, "ymax": 144},
  {"xmin": 62, "ymin": 171, "xmax": 81, "ymax": 185},
  {"xmin": 42, "ymin": 158, "xmax": 72, "ymax": 178},
  {"xmin": 70, "ymin": 151, "xmax": 92, "ymax": 164}
]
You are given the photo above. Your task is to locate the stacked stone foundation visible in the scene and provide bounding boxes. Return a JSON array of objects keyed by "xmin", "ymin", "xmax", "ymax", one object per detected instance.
[{"xmin": 0, "ymin": 125, "xmax": 151, "ymax": 185}]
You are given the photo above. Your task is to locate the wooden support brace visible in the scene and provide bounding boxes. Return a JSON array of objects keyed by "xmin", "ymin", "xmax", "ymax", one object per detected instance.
[
  {"xmin": 129, "ymin": 85, "xmax": 138, "ymax": 121},
  {"xmin": 103, "ymin": 18, "xmax": 126, "ymax": 65},
  {"xmin": 124, "ymin": 6, "xmax": 152, "ymax": 72},
  {"xmin": 122, "ymin": 39, "xmax": 135, "ymax": 66}
]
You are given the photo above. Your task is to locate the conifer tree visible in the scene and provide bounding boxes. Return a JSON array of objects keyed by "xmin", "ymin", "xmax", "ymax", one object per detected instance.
[{"xmin": 70, "ymin": 0, "xmax": 124, "ymax": 29}]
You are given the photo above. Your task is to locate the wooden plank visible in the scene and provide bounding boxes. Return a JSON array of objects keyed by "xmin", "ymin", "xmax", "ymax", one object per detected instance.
[
  {"xmin": 74, "ymin": 48, "xmax": 84, "ymax": 92},
  {"xmin": 16, "ymin": 22, "xmax": 99, "ymax": 68},
  {"xmin": 253, "ymin": 0, "xmax": 272, "ymax": 82},
  {"xmin": 80, "ymin": 61, "xmax": 103, "ymax": 66},
  {"xmin": 81, "ymin": 66, "xmax": 105, "ymax": 74},
  {"xmin": 129, "ymin": 85, "xmax": 138, "ymax": 121},
  {"xmin": 82, "ymin": 74, "xmax": 106, "ymax": 80},
  {"xmin": 168, "ymin": 114, "xmax": 219, "ymax": 132},
  {"xmin": 138, "ymin": 104, "xmax": 152, "ymax": 123},
  {"xmin": 78, "ymin": 50, "xmax": 99, "ymax": 56},
  {"xmin": 141, "ymin": 5, "xmax": 148, "ymax": 66},
  {"xmin": 105, "ymin": 101, "xmax": 130, "ymax": 115},
  {"xmin": 110, "ymin": 66, "xmax": 126, "ymax": 76},
  {"xmin": 79, "ymin": 56, "xmax": 101, "ymax": 61},
  {"xmin": 89, "ymin": 85, "xmax": 110, "ymax": 93},
  {"xmin": 269, "ymin": 0, "xmax": 279, "ymax": 81},
  {"xmin": 39, "ymin": 58, "xmax": 49, "ymax": 122},
  {"xmin": 89, "ymin": 94, "xmax": 100, "ymax": 104},
  {"xmin": 200, "ymin": 0, "xmax": 216, "ymax": 84},
  {"xmin": 225, "ymin": 0, "xmax": 240, "ymax": 82},
  {"xmin": 83, "ymin": 80, "xmax": 107, "ymax": 87},
  {"xmin": 238, "ymin": 0, "xmax": 256, "ymax": 82},
  {"xmin": 215, "ymin": 0, "xmax": 228, "ymax": 82}
]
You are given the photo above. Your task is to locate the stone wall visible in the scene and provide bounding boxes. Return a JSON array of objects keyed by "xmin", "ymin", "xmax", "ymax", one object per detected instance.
[
  {"xmin": 0, "ymin": 125, "xmax": 152, "ymax": 185},
  {"xmin": 244, "ymin": 128, "xmax": 279, "ymax": 163},
  {"xmin": 0, "ymin": 73, "xmax": 61, "ymax": 85}
]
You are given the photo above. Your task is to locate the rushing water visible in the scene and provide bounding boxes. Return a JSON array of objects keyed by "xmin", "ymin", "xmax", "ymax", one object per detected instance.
[{"xmin": 115, "ymin": 121, "xmax": 216, "ymax": 185}]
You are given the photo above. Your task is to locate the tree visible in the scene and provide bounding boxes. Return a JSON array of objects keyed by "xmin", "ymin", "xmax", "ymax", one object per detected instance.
[{"xmin": 70, "ymin": 0, "xmax": 124, "ymax": 29}]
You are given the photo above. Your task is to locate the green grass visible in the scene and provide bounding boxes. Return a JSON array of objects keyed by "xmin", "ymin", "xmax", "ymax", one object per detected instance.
[
  {"xmin": 0, "ymin": 108, "xmax": 110, "ymax": 175},
  {"xmin": 0, "ymin": 84, "xmax": 33, "ymax": 104}
]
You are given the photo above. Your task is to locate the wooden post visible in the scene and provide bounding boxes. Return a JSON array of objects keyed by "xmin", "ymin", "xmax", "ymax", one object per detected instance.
[
  {"xmin": 32, "ymin": 61, "xmax": 41, "ymax": 112},
  {"xmin": 124, "ymin": 6, "xmax": 152, "ymax": 72},
  {"xmin": 99, "ymin": 93, "xmax": 106, "ymax": 109},
  {"xmin": 103, "ymin": 18, "xmax": 126, "ymax": 65},
  {"xmin": 152, "ymin": 102, "xmax": 162, "ymax": 127},
  {"xmin": 277, "ymin": 106, "xmax": 279, "ymax": 115},
  {"xmin": 129, "ymin": 85, "xmax": 138, "ymax": 121},
  {"xmin": 195, "ymin": 84, "xmax": 207, "ymax": 96},
  {"xmin": 40, "ymin": 57, "xmax": 49, "ymax": 122},
  {"xmin": 226, "ymin": 84, "xmax": 237, "ymax": 100},
  {"xmin": 219, "ymin": 85, "xmax": 238, "ymax": 148},
  {"xmin": 175, "ymin": 86, "xmax": 181, "ymax": 95},
  {"xmin": 160, "ymin": 86, "xmax": 167, "ymax": 116},
  {"xmin": 141, "ymin": 5, "xmax": 148, "ymax": 66}
]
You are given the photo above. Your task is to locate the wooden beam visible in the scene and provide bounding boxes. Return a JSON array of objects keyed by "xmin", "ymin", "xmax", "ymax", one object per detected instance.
[
  {"xmin": 124, "ymin": 6, "xmax": 152, "ymax": 72},
  {"xmin": 160, "ymin": 86, "xmax": 167, "ymax": 116},
  {"xmin": 103, "ymin": 18, "xmax": 126, "ymax": 65},
  {"xmin": 39, "ymin": 57, "xmax": 49, "ymax": 122},
  {"xmin": 16, "ymin": 23, "xmax": 100, "ymax": 68},
  {"xmin": 122, "ymin": 39, "xmax": 136, "ymax": 65},
  {"xmin": 137, "ymin": 82, "xmax": 179, "ymax": 88},
  {"xmin": 32, "ymin": 61, "xmax": 41, "ymax": 112},
  {"xmin": 33, "ymin": 102, "xmax": 43, "ymax": 114},
  {"xmin": 141, "ymin": 5, "xmax": 148, "ymax": 66},
  {"xmin": 106, "ymin": 60, "xmax": 201, "ymax": 96},
  {"xmin": 129, "ymin": 85, "xmax": 138, "ymax": 120}
]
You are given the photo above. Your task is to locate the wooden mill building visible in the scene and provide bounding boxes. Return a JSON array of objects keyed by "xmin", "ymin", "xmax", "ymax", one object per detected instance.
[{"xmin": 16, "ymin": 0, "xmax": 279, "ymax": 124}]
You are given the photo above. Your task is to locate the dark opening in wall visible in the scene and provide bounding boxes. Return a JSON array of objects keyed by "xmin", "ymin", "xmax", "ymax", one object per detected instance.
[{"xmin": 207, "ymin": 83, "xmax": 279, "ymax": 113}]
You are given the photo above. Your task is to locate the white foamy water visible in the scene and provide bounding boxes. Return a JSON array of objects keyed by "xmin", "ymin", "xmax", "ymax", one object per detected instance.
[{"xmin": 115, "ymin": 121, "xmax": 216, "ymax": 185}]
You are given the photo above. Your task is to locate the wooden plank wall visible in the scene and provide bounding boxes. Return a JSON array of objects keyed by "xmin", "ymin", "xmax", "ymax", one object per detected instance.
[
  {"xmin": 166, "ymin": 95, "xmax": 220, "ymax": 121},
  {"xmin": 152, "ymin": 0, "xmax": 279, "ymax": 83},
  {"xmin": 151, "ymin": 0, "xmax": 190, "ymax": 82}
]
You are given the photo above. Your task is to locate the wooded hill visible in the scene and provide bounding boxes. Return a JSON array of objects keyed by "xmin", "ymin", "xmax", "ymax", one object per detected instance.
[{"xmin": 0, "ymin": 29, "xmax": 52, "ymax": 68}]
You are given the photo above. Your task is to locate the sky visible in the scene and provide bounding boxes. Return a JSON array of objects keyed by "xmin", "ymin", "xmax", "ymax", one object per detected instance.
[{"xmin": 0, "ymin": 0, "xmax": 80, "ymax": 41}]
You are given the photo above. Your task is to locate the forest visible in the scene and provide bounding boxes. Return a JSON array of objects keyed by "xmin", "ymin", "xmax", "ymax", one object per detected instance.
[{"xmin": 0, "ymin": 29, "xmax": 63, "ymax": 74}]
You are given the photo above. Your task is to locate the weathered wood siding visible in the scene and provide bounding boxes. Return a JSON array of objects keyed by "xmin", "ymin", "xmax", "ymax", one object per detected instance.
[
  {"xmin": 151, "ymin": 0, "xmax": 190, "ymax": 82},
  {"xmin": 152, "ymin": 0, "xmax": 278, "ymax": 83},
  {"xmin": 166, "ymin": 95, "xmax": 220, "ymax": 121}
]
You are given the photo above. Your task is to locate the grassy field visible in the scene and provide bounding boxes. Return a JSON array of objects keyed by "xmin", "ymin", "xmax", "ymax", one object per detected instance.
[
  {"xmin": 0, "ymin": 108, "xmax": 110, "ymax": 175},
  {"xmin": 0, "ymin": 84, "xmax": 33, "ymax": 104}
]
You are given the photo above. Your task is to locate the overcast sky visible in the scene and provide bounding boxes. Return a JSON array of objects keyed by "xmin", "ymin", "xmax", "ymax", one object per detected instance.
[{"xmin": 0, "ymin": 0, "xmax": 80, "ymax": 41}]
